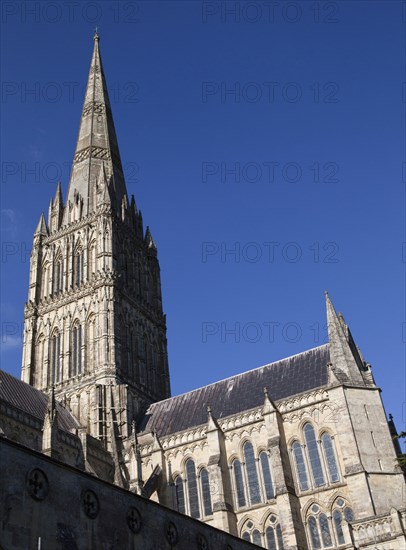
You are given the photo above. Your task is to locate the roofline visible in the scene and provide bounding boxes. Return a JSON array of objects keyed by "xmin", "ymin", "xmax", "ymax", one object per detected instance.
[{"xmin": 147, "ymin": 343, "xmax": 330, "ymax": 410}]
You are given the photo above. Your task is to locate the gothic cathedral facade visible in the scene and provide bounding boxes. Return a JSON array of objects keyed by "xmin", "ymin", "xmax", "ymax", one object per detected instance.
[{"xmin": 2, "ymin": 35, "xmax": 404, "ymax": 550}]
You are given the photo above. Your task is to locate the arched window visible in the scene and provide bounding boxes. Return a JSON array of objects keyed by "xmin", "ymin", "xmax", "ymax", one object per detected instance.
[
  {"xmin": 319, "ymin": 514, "xmax": 332, "ymax": 547},
  {"xmin": 276, "ymin": 525, "xmax": 284, "ymax": 549},
  {"xmin": 332, "ymin": 498, "xmax": 353, "ymax": 546},
  {"xmin": 252, "ymin": 530, "xmax": 262, "ymax": 545},
  {"xmin": 174, "ymin": 476, "xmax": 185, "ymax": 514},
  {"xmin": 266, "ymin": 526, "xmax": 277, "ymax": 550},
  {"xmin": 74, "ymin": 247, "xmax": 84, "ymax": 287},
  {"xmin": 292, "ymin": 441, "xmax": 309, "ymax": 491},
  {"xmin": 233, "ymin": 459, "xmax": 246, "ymax": 508},
  {"xmin": 265, "ymin": 515, "xmax": 285, "ymax": 550},
  {"xmin": 41, "ymin": 263, "xmax": 49, "ymax": 298},
  {"xmin": 51, "ymin": 331, "xmax": 61, "ymax": 384},
  {"xmin": 308, "ymin": 516, "xmax": 321, "ymax": 549},
  {"xmin": 87, "ymin": 316, "xmax": 96, "ymax": 371},
  {"xmin": 304, "ymin": 423, "xmax": 325, "ymax": 487},
  {"xmin": 200, "ymin": 468, "xmax": 212, "ymax": 516},
  {"xmin": 88, "ymin": 241, "xmax": 96, "ymax": 280},
  {"xmin": 53, "ymin": 255, "xmax": 63, "ymax": 294},
  {"xmin": 344, "ymin": 507, "xmax": 353, "ymax": 523},
  {"xmin": 185, "ymin": 459, "xmax": 200, "ymax": 518},
  {"xmin": 240, "ymin": 520, "xmax": 260, "ymax": 545},
  {"xmin": 307, "ymin": 504, "xmax": 335, "ymax": 549},
  {"xmin": 260, "ymin": 451, "xmax": 274, "ymax": 500},
  {"xmin": 34, "ymin": 334, "xmax": 45, "ymax": 388},
  {"xmin": 333, "ymin": 510, "xmax": 344, "ymax": 545},
  {"xmin": 321, "ymin": 433, "xmax": 339, "ymax": 483},
  {"xmin": 72, "ymin": 323, "xmax": 82, "ymax": 376},
  {"xmin": 243, "ymin": 441, "xmax": 261, "ymax": 505}
]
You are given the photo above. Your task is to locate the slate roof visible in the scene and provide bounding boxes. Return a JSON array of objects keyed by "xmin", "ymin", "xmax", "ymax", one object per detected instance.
[
  {"xmin": 0, "ymin": 370, "xmax": 80, "ymax": 432},
  {"xmin": 139, "ymin": 344, "xmax": 330, "ymax": 438}
]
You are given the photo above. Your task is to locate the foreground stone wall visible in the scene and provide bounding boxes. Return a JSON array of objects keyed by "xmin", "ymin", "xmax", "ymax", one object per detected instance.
[{"xmin": 0, "ymin": 437, "xmax": 258, "ymax": 550}]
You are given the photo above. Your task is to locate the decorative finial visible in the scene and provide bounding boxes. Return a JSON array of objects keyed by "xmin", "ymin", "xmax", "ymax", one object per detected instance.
[
  {"xmin": 94, "ymin": 27, "xmax": 99, "ymax": 41},
  {"xmin": 207, "ymin": 405, "xmax": 212, "ymax": 414},
  {"xmin": 324, "ymin": 290, "xmax": 329, "ymax": 297}
]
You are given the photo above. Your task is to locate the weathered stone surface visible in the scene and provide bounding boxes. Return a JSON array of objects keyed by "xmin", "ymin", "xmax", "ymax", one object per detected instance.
[{"xmin": 0, "ymin": 438, "xmax": 258, "ymax": 550}]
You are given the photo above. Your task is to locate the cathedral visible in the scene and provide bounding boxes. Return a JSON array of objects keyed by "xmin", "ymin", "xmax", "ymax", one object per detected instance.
[{"xmin": 0, "ymin": 34, "xmax": 405, "ymax": 550}]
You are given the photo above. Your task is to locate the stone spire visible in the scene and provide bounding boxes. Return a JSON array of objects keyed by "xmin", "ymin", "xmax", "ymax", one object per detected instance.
[
  {"xmin": 145, "ymin": 226, "xmax": 157, "ymax": 252},
  {"xmin": 325, "ymin": 291, "xmax": 365, "ymax": 384},
  {"xmin": 64, "ymin": 33, "xmax": 127, "ymax": 222},
  {"xmin": 34, "ymin": 213, "xmax": 48, "ymax": 236}
]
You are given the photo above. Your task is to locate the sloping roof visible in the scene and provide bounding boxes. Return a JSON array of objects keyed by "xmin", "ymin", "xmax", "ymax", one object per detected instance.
[
  {"xmin": 139, "ymin": 344, "xmax": 330, "ymax": 438},
  {"xmin": 0, "ymin": 370, "xmax": 80, "ymax": 432}
]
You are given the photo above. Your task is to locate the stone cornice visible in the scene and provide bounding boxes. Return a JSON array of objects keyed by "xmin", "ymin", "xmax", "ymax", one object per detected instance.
[
  {"xmin": 43, "ymin": 208, "xmax": 112, "ymax": 244},
  {"xmin": 25, "ymin": 270, "xmax": 117, "ymax": 316},
  {"xmin": 277, "ymin": 388, "xmax": 328, "ymax": 415},
  {"xmin": 139, "ymin": 387, "xmax": 336, "ymax": 454}
]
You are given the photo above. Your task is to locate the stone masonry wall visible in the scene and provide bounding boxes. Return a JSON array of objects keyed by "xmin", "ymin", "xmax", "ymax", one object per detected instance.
[{"xmin": 0, "ymin": 437, "xmax": 259, "ymax": 550}]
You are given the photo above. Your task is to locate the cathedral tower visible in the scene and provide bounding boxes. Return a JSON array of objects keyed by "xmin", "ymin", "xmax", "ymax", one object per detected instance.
[{"xmin": 21, "ymin": 33, "xmax": 170, "ymax": 443}]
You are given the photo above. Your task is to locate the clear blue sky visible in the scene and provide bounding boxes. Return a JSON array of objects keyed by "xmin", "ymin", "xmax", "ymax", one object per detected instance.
[{"xmin": 1, "ymin": 1, "xmax": 405, "ymax": 446}]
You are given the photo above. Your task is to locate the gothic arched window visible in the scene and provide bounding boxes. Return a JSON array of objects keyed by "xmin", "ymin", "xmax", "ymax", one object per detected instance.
[
  {"xmin": 88, "ymin": 241, "xmax": 96, "ymax": 280},
  {"xmin": 292, "ymin": 441, "xmax": 309, "ymax": 491},
  {"xmin": 321, "ymin": 432, "xmax": 339, "ymax": 483},
  {"xmin": 333, "ymin": 509, "xmax": 344, "ymax": 544},
  {"xmin": 34, "ymin": 334, "xmax": 45, "ymax": 388},
  {"xmin": 308, "ymin": 515, "xmax": 321, "ymax": 549},
  {"xmin": 41, "ymin": 262, "xmax": 49, "ymax": 298},
  {"xmin": 51, "ymin": 331, "xmax": 61, "ymax": 384},
  {"xmin": 276, "ymin": 525, "xmax": 284, "ymax": 550},
  {"xmin": 72, "ymin": 323, "xmax": 82, "ymax": 376},
  {"xmin": 307, "ymin": 504, "xmax": 334, "ymax": 549},
  {"xmin": 344, "ymin": 507, "xmax": 354, "ymax": 523},
  {"xmin": 185, "ymin": 459, "xmax": 200, "ymax": 518},
  {"xmin": 266, "ymin": 526, "xmax": 277, "ymax": 550},
  {"xmin": 331, "ymin": 498, "xmax": 354, "ymax": 546},
  {"xmin": 233, "ymin": 459, "xmax": 246, "ymax": 508},
  {"xmin": 174, "ymin": 476, "xmax": 185, "ymax": 514},
  {"xmin": 304, "ymin": 423, "xmax": 325, "ymax": 487},
  {"xmin": 240, "ymin": 520, "xmax": 260, "ymax": 545},
  {"xmin": 265, "ymin": 515, "xmax": 285, "ymax": 550},
  {"xmin": 53, "ymin": 254, "xmax": 63, "ymax": 294},
  {"xmin": 243, "ymin": 441, "xmax": 261, "ymax": 505},
  {"xmin": 200, "ymin": 468, "xmax": 212, "ymax": 516},
  {"xmin": 74, "ymin": 247, "xmax": 84, "ymax": 287},
  {"xmin": 319, "ymin": 514, "xmax": 332, "ymax": 547},
  {"xmin": 252, "ymin": 530, "xmax": 262, "ymax": 545},
  {"xmin": 259, "ymin": 451, "xmax": 274, "ymax": 500},
  {"xmin": 87, "ymin": 316, "xmax": 96, "ymax": 371}
]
